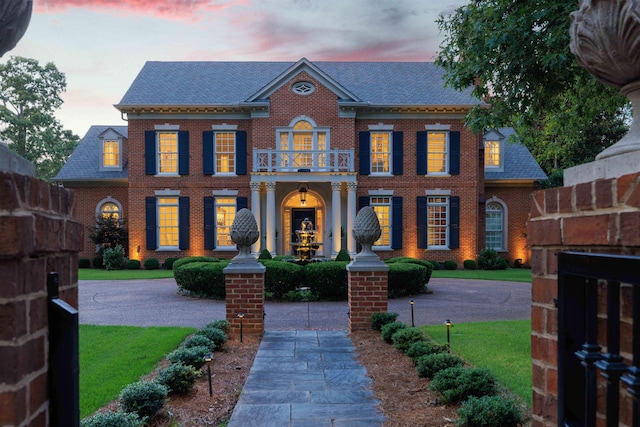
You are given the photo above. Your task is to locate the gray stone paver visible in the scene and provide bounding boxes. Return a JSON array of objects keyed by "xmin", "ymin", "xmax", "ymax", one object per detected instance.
[{"xmin": 228, "ymin": 330, "xmax": 384, "ymax": 427}]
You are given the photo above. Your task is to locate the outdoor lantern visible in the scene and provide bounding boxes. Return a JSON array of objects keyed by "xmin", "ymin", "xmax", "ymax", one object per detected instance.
[
  {"xmin": 298, "ymin": 183, "xmax": 308, "ymax": 206},
  {"xmin": 238, "ymin": 312, "xmax": 245, "ymax": 343},
  {"xmin": 444, "ymin": 319, "xmax": 453, "ymax": 348},
  {"xmin": 410, "ymin": 299, "xmax": 415, "ymax": 327},
  {"xmin": 203, "ymin": 354, "xmax": 213, "ymax": 396}
]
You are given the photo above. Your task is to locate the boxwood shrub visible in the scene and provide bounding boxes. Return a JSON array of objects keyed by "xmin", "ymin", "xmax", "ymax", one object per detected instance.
[
  {"xmin": 429, "ymin": 366, "xmax": 498, "ymax": 405},
  {"xmin": 443, "ymin": 260, "xmax": 457, "ymax": 270},
  {"xmin": 381, "ymin": 321, "xmax": 407, "ymax": 343},
  {"xmin": 156, "ymin": 362, "xmax": 200, "ymax": 394},
  {"xmin": 164, "ymin": 257, "xmax": 179, "ymax": 270},
  {"xmin": 463, "ymin": 259, "xmax": 477, "ymax": 270},
  {"xmin": 78, "ymin": 258, "xmax": 91, "ymax": 269},
  {"xmin": 167, "ymin": 346, "xmax": 209, "ymax": 369},
  {"xmin": 92, "ymin": 256, "xmax": 104, "ymax": 269},
  {"xmin": 206, "ymin": 319, "xmax": 230, "ymax": 334},
  {"xmin": 391, "ymin": 327, "xmax": 425, "ymax": 353},
  {"xmin": 456, "ymin": 395, "xmax": 527, "ymax": 427},
  {"xmin": 387, "ymin": 262, "xmax": 428, "ymax": 297},
  {"xmin": 406, "ymin": 341, "xmax": 449, "ymax": 362},
  {"xmin": 144, "ymin": 258, "xmax": 160, "ymax": 270},
  {"xmin": 334, "ymin": 249, "xmax": 351, "ymax": 261},
  {"xmin": 126, "ymin": 259, "xmax": 141, "ymax": 270},
  {"xmin": 173, "ymin": 261, "xmax": 229, "ymax": 299},
  {"xmin": 172, "ymin": 256, "xmax": 219, "ymax": 272},
  {"xmin": 477, "ymin": 249, "xmax": 509, "ymax": 270},
  {"xmin": 416, "ymin": 353, "xmax": 464, "ymax": 378},
  {"xmin": 81, "ymin": 411, "xmax": 143, "ymax": 427},
  {"xmin": 304, "ymin": 261, "xmax": 348, "ymax": 300},
  {"xmin": 371, "ymin": 312, "xmax": 399, "ymax": 331},
  {"xmin": 118, "ymin": 381, "xmax": 167, "ymax": 419},
  {"xmin": 181, "ymin": 335, "xmax": 215, "ymax": 352},
  {"xmin": 195, "ymin": 327, "xmax": 228, "ymax": 350},
  {"xmin": 258, "ymin": 249, "xmax": 273, "ymax": 259},
  {"xmin": 260, "ymin": 259, "xmax": 305, "ymax": 298}
]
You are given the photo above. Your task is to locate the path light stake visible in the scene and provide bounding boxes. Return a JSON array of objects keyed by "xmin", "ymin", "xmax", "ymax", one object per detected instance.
[
  {"xmin": 203, "ymin": 354, "xmax": 213, "ymax": 397},
  {"xmin": 238, "ymin": 312, "xmax": 244, "ymax": 343},
  {"xmin": 444, "ymin": 319, "xmax": 452, "ymax": 348},
  {"xmin": 410, "ymin": 300, "xmax": 415, "ymax": 327}
]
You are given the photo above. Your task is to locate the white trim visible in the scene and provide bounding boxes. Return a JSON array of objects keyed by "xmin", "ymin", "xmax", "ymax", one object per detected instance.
[
  {"xmin": 425, "ymin": 188, "xmax": 451, "ymax": 196},
  {"xmin": 155, "ymin": 189, "xmax": 181, "ymax": 196},
  {"xmin": 95, "ymin": 196, "xmax": 123, "ymax": 215},
  {"xmin": 154, "ymin": 123, "xmax": 180, "ymax": 130},
  {"xmin": 368, "ymin": 123, "xmax": 394, "ymax": 131},
  {"xmin": 212, "ymin": 189, "xmax": 238, "ymax": 196},
  {"xmin": 368, "ymin": 188, "xmax": 394, "ymax": 196},
  {"xmin": 485, "ymin": 196, "xmax": 508, "ymax": 251},
  {"xmin": 292, "ymin": 81, "xmax": 315, "ymax": 95},
  {"xmin": 212, "ymin": 123, "xmax": 238, "ymax": 131},
  {"xmin": 425, "ymin": 123, "xmax": 451, "ymax": 130}
]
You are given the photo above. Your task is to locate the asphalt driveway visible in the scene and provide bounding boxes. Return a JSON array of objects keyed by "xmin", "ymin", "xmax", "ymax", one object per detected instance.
[{"xmin": 78, "ymin": 278, "xmax": 531, "ymax": 329}]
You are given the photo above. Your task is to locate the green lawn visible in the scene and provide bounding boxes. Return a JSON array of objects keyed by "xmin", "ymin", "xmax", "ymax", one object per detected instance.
[
  {"xmin": 79, "ymin": 325, "xmax": 195, "ymax": 418},
  {"xmin": 422, "ymin": 319, "xmax": 532, "ymax": 405},
  {"xmin": 431, "ymin": 267, "xmax": 531, "ymax": 283},
  {"xmin": 79, "ymin": 268, "xmax": 175, "ymax": 280}
]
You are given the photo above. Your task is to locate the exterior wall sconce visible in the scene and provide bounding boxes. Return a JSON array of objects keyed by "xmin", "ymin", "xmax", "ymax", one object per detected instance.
[{"xmin": 298, "ymin": 183, "xmax": 308, "ymax": 206}]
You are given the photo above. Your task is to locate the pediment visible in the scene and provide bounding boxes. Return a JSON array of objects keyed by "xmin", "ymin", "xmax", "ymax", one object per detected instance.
[
  {"xmin": 483, "ymin": 129, "xmax": 505, "ymax": 141},
  {"xmin": 98, "ymin": 128, "xmax": 125, "ymax": 140},
  {"xmin": 245, "ymin": 58, "xmax": 362, "ymax": 103}
]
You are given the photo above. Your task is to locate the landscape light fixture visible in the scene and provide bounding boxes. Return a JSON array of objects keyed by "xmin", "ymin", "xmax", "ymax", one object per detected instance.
[
  {"xmin": 444, "ymin": 319, "xmax": 453, "ymax": 348},
  {"xmin": 238, "ymin": 312, "xmax": 245, "ymax": 343},
  {"xmin": 203, "ymin": 354, "xmax": 213, "ymax": 396},
  {"xmin": 298, "ymin": 183, "xmax": 308, "ymax": 206},
  {"xmin": 410, "ymin": 299, "xmax": 415, "ymax": 327}
]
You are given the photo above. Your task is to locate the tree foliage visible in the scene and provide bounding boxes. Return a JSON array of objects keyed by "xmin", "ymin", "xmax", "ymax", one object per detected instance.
[
  {"xmin": 436, "ymin": 0, "xmax": 628, "ymax": 173},
  {"xmin": 0, "ymin": 56, "xmax": 79, "ymax": 179},
  {"xmin": 87, "ymin": 214, "xmax": 129, "ymax": 255}
]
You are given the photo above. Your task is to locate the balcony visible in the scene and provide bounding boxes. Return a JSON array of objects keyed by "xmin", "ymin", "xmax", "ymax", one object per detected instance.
[{"xmin": 253, "ymin": 149, "xmax": 354, "ymax": 173}]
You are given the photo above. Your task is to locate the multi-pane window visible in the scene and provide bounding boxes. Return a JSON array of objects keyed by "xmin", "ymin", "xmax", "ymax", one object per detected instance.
[
  {"xmin": 215, "ymin": 197, "xmax": 236, "ymax": 248},
  {"xmin": 427, "ymin": 196, "xmax": 448, "ymax": 247},
  {"xmin": 158, "ymin": 197, "xmax": 179, "ymax": 247},
  {"xmin": 370, "ymin": 196, "xmax": 391, "ymax": 247},
  {"xmin": 215, "ymin": 132, "xmax": 235, "ymax": 173},
  {"xmin": 157, "ymin": 132, "xmax": 178, "ymax": 174},
  {"xmin": 428, "ymin": 132, "xmax": 448, "ymax": 174},
  {"xmin": 486, "ymin": 202, "xmax": 504, "ymax": 250},
  {"xmin": 485, "ymin": 141, "xmax": 501, "ymax": 167},
  {"xmin": 370, "ymin": 132, "xmax": 391, "ymax": 174},
  {"xmin": 278, "ymin": 119, "xmax": 328, "ymax": 169},
  {"xmin": 101, "ymin": 202, "xmax": 120, "ymax": 220},
  {"xmin": 103, "ymin": 140, "xmax": 119, "ymax": 167}
]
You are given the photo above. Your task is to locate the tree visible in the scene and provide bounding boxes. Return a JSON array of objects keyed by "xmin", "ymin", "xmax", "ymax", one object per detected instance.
[
  {"xmin": 435, "ymin": 0, "xmax": 628, "ymax": 173},
  {"xmin": 0, "ymin": 56, "xmax": 79, "ymax": 179},
  {"xmin": 87, "ymin": 214, "xmax": 129, "ymax": 256}
]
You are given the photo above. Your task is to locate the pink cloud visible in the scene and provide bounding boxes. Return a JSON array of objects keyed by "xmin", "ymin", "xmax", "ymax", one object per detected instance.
[{"xmin": 34, "ymin": 0, "xmax": 242, "ymax": 21}]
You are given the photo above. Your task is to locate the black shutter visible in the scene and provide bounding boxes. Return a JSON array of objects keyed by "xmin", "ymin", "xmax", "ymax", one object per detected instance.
[
  {"xmin": 392, "ymin": 131, "xmax": 403, "ymax": 175},
  {"xmin": 145, "ymin": 131, "xmax": 156, "ymax": 175},
  {"xmin": 145, "ymin": 197, "xmax": 157, "ymax": 250},
  {"xmin": 358, "ymin": 131, "xmax": 370, "ymax": 175},
  {"xmin": 204, "ymin": 197, "xmax": 215, "ymax": 250},
  {"xmin": 178, "ymin": 197, "xmax": 190, "ymax": 250},
  {"xmin": 417, "ymin": 196, "xmax": 427, "ymax": 249},
  {"xmin": 203, "ymin": 131, "xmax": 214, "ymax": 175},
  {"xmin": 236, "ymin": 131, "xmax": 247, "ymax": 175},
  {"xmin": 449, "ymin": 196, "xmax": 460, "ymax": 249},
  {"xmin": 391, "ymin": 197, "xmax": 403, "ymax": 249},
  {"xmin": 416, "ymin": 131, "xmax": 427, "ymax": 175},
  {"xmin": 358, "ymin": 196, "xmax": 370, "ymax": 212},
  {"xmin": 236, "ymin": 197, "xmax": 248, "ymax": 211},
  {"xmin": 178, "ymin": 131, "xmax": 189, "ymax": 175},
  {"xmin": 449, "ymin": 131, "xmax": 460, "ymax": 175}
]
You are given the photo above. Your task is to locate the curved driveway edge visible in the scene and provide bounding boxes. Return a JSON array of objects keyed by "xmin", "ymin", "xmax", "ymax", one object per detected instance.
[{"xmin": 78, "ymin": 278, "xmax": 530, "ymax": 329}]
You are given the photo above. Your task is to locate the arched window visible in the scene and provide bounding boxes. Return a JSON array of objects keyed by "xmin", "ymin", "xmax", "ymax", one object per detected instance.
[
  {"xmin": 100, "ymin": 202, "xmax": 120, "ymax": 220},
  {"xmin": 485, "ymin": 201, "xmax": 505, "ymax": 250},
  {"xmin": 277, "ymin": 117, "xmax": 329, "ymax": 170}
]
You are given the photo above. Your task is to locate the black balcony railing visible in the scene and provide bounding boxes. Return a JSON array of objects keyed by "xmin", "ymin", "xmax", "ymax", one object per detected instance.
[{"xmin": 558, "ymin": 252, "xmax": 640, "ymax": 427}]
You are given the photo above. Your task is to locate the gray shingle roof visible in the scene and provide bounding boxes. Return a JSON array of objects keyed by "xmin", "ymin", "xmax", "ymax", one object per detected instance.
[
  {"xmin": 54, "ymin": 125, "xmax": 128, "ymax": 181},
  {"xmin": 117, "ymin": 60, "xmax": 480, "ymax": 107},
  {"xmin": 484, "ymin": 128, "xmax": 547, "ymax": 181}
]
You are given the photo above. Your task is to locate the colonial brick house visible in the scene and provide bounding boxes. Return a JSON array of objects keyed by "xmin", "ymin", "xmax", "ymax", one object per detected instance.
[{"xmin": 55, "ymin": 58, "xmax": 545, "ymax": 267}]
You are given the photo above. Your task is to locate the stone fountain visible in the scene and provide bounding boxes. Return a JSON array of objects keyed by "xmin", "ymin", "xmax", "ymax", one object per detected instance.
[{"xmin": 291, "ymin": 217, "xmax": 320, "ymax": 262}]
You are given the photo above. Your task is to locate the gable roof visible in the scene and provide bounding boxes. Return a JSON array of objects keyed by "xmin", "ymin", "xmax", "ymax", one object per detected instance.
[
  {"xmin": 54, "ymin": 125, "xmax": 128, "ymax": 182},
  {"xmin": 115, "ymin": 60, "xmax": 480, "ymax": 109},
  {"xmin": 484, "ymin": 127, "xmax": 547, "ymax": 181}
]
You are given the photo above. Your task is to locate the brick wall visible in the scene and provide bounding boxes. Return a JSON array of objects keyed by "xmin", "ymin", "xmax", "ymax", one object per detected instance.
[
  {"xmin": 0, "ymin": 170, "xmax": 82, "ymax": 427},
  {"xmin": 527, "ymin": 172, "xmax": 640, "ymax": 426}
]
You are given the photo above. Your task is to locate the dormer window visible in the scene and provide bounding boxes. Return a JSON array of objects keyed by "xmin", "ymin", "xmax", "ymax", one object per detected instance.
[
  {"xmin": 98, "ymin": 128, "xmax": 124, "ymax": 171},
  {"xmin": 483, "ymin": 129, "xmax": 505, "ymax": 171}
]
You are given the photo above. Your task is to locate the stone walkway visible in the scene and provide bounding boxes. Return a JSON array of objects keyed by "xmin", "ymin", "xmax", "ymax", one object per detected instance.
[{"xmin": 228, "ymin": 330, "xmax": 385, "ymax": 427}]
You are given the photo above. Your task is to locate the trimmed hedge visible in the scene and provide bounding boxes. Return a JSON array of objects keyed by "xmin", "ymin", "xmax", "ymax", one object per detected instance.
[
  {"xmin": 172, "ymin": 256, "xmax": 219, "ymax": 272},
  {"xmin": 164, "ymin": 257, "xmax": 179, "ymax": 270},
  {"xmin": 387, "ymin": 262, "xmax": 428, "ymax": 297},
  {"xmin": 429, "ymin": 366, "xmax": 498, "ymax": 405},
  {"xmin": 126, "ymin": 259, "xmax": 141, "ymax": 270},
  {"xmin": 334, "ymin": 249, "xmax": 351, "ymax": 261},
  {"xmin": 156, "ymin": 362, "xmax": 200, "ymax": 394},
  {"xmin": 173, "ymin": 261, "xmax": 229, "ymax": 299},
  {"xmin": 416, "ymin": 353, "xmax": 464, "ymax": 379},
  {"xmin": 144, "ymin": 258, "xmax": 160, "ymax": 270},
  {"xmin": 443, "ymin": 260, "xmax": 457, "ymax": 270},
  {"xmin": 381, "ymin": 321, "xmax": 407, "ymax": 343},
  {"xmin": 260, "ymin": 259, "xmax": 305, "ymax": 298},
  {"xmin": 391, "ymin": 327, "xmax": 425, "ymax": 353},
  {"xmin": 119, "ymin": 381, "xmax": 167, "ymax": 419},
  {"xmin": 81, "ymin": 411, "xmax": 143, "ymax": 427},
  {"xmin": 258, "ymin": 249, "xmax": 272, "ymax": 259},
  {"xmin": 304, "ymin": 261, "xmax": 348, "ymax": 300},
  {"xmin": 167, "ymin": 346, "xmax": 209, "ymax": 369},
  {"xmin": 463, "ymin": 259, "xmax": 477, "ymax": 270},
  {"xmin": 406, "ymin": 340, "xmax": 449, "ymax": 362},
  {"xmin": 371, "ymin": 312, "xmax": 399, "ymax": 331},
  {"xmin": 456, "ymin": 395, "xmax": 527, "ymax": 427}
]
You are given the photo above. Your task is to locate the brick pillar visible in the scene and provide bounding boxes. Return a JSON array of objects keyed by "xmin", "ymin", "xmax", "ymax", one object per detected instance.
[
  {"xmin": 224, "ymin": 263, "xmax": 266, "ymax": 339},
  {"xmin": 347, "ymin": 262, "xmax": 389, "ymax": 331},
  {"xmin": 0, "ymin": 167, "xmax": 82, "ymax": 427}
]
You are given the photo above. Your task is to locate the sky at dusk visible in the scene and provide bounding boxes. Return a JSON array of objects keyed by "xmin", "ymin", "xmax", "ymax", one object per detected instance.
[{"xmin": 3, "ymin": 0, "xmax": 468, "ymax": 138}]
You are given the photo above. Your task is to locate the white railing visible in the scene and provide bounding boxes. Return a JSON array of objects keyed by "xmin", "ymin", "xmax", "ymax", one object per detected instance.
[{"xmin": 253, "ymin": 149, "xmax": 354, "ymax": 172}]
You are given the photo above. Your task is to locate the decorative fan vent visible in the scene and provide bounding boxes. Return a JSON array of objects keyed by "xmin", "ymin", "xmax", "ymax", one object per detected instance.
[{"xmin": 292, "ymin": 82, "xmax": 315, "ymax": 95}]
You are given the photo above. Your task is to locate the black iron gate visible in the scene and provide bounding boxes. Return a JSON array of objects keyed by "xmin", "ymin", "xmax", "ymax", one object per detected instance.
[{"xmin": 558, "ymin": 252, "xmax": 640, "ymax": 427}]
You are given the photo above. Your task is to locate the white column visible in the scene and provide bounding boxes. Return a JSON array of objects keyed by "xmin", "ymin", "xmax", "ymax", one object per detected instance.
[
  {"xmin": 265, "ymin": 182, "xmax": 276, "ymax": 255},
  {"xmin": 331, "ymin": 181, "xmax": 342, "ymax": 256},
  {"xmin": 346, "ymin": 181, "xmax": 357, "ymax": 255},
  {"xmin": 250, "ymin": 181, "xmax": 262, "ymax": 254}
]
